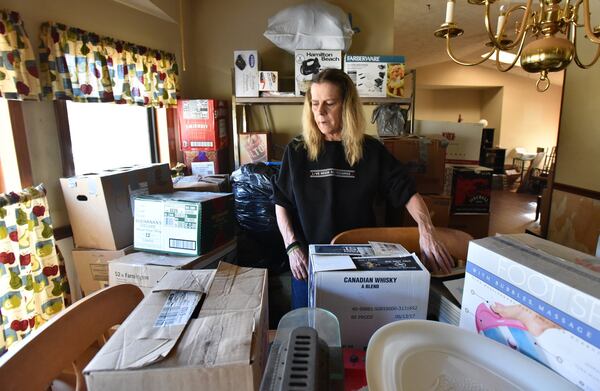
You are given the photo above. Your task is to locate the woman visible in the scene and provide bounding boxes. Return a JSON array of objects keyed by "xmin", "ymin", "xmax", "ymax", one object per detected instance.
[{"xmin": 273, "ymin": 68, "xmax": 454, "ymax": 309}]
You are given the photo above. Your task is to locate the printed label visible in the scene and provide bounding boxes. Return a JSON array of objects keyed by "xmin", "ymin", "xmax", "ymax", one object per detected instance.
[{"xmin": 154, "ymin": 291, "xmax": 202, "ymax": 327}]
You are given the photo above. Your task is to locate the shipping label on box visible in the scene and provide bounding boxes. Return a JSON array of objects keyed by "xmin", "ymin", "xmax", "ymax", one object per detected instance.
[
  {"xmin": 234, "ymin": 50, "xmax": 259, "ymax": 97},
  {"xmin": 134, "ymin": 191, "xmax": 234, "ymax": 256},
  {"xmin": 309, "ymin": 245, "xmax": 430, "ymax": 349},
  {"xmin": 459, "ymin": 236, "xmax": 600, "ymax": 391},
  {"xmin": 184, "ymin": 148, "xmax": 229, "ymax": 175},
  {"xmin": 294, "ymin": 50, "xmax": 342, "ymax": 96},
  {"xmin": 344, "ymin": 55, "xmax": 406, "ymax": 97},
  {"xmin": 178, "ymin": 99, "xmax": 228, "ymax": 151}
]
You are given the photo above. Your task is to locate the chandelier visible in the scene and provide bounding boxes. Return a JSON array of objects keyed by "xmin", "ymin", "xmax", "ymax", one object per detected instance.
[{"xmin": 434, "ymin": 0, "xmax": 600, "ymax": 92}]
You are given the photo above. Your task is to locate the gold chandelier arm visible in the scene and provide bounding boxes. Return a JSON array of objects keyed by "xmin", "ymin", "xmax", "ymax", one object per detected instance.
[
  {"xmin": 494, "ymin": 30, "xmax": 529, "ymax": 72},
  {"xmin": 574, "ymin": 41, "xmax": 600, "ymax": 68},
  {"xmin": 484, "ymin": 0, "xmax": 533, "ymax": 51},
  {"xmin": 445, "ymin": 35, "xmax": 496, "ymax": 66},
  {"xmin": 583, "ymin": 0, "xmax": 600, "ymax": 44}
]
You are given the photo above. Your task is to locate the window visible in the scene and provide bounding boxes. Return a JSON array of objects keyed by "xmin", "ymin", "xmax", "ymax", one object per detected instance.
[
  {"xmin": 0, "ymin": 98, "xmax": 32, "ymax": 193},
  {"xmin": 65, "ymin": 101, "xmax": 157, "ymax": 175}
]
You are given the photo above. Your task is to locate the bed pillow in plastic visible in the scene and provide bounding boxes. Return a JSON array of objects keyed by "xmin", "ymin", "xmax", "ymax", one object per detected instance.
[{"xmin": 263, "ymin": 1, "xmax": 354, "ymax": 54}]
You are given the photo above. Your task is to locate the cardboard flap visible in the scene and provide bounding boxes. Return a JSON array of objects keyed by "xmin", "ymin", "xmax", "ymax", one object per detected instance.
[
  {"xmin": 311, "ymin": 255, "xmax": 357, "ymax": 272},
  {"xmin": 152, "ymin": 270, "xmax": 213, "ymax": 292}
]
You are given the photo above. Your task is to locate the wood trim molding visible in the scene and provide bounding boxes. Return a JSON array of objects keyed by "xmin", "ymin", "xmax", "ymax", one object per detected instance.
[
  {"xmin": 7, "ymin": 101, "xmax": 33, "ymax": 188},
  {"xmin": 553, "ymin": 182, "xmax": 600, "ymax": 200},
  {"xmin": 54, "ymin": 100, "xmax": 75, "ymax": 178},
  {"xmin": 166, "ymin": 107, "xmax": 182, "ymax": 168}
]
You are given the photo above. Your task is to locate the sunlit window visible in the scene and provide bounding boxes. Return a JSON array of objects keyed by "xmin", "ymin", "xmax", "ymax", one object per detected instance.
[
  {"xmin": 0, "ymin": 98, "xmax": 21, "ymax": 193},
  {"xmin": 65, "ymin": 101, "xmax": 153, "ymax": 174}
]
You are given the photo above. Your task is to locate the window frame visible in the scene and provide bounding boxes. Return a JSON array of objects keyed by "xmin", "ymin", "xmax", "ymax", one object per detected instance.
[{"xmin": 54, "ymin": 101, "xmax": 164, "ymax": 177}]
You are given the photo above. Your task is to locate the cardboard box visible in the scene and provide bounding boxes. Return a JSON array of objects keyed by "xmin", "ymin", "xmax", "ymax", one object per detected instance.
[
  {"xmin": 309, "ymin": 245, "xmax": 430, "ymax": 349},
  {"xmin": 239, "ymin": 132, "xmax": 271, "ymax": 165},
  {"xmin": 172, "ymin": 174, "xmax": 230, "ymax": 193},
  {"xmin": 448, "ymin": 213, "xmax": 489, "ymax": 239},
  {"xmin": 60, "ymin": 164, "xmax": 173, "ymax": 250},
  {"xmin": 109, "ymin": 239, "xmax": 236, "ymax": 295},
  {"xmin": 382, "ymin": 136, "xmax": 447, "ymax": 194},
  {"xmin": 344, "ymin": 55, "xmax": 406, "ymax": 97},
  {"xmin": 84, "ymin": 263, "xmax": 268, "ymax": 391},
  {"xmin": 183, "ymin": 148, "xmax": 229, "ymax": 175},
  {"xmin": 459, "ymin": 235, "xmax": 600, "ymax": 391},
  {"xmin": 234, "ymin": 50, "xmax": 259, "ymax": 97},
  {"xmin": 72, "ymin": 246, "xmax": 136, "ymax": 296},
  {"xmin": 450, "ymin": 165, "xmax": 493, "ymax": 214},
  {"xmin": 389, "ymin": 194, "xmax": 451, "ymax": 227},
  {"xmin": 177, "ymin": 99, "xmax": 229, "ymax": 151},
  {"xmin": 258, "ymin": 71, "xmax": 278, "ymax": 92},
  {"xmin": 134, "ymin": 191, "xmax": 234, "ymax": 256},
  {"xmin": 294, "ymin": 49, "xmax": 342, "ymax": 96}
]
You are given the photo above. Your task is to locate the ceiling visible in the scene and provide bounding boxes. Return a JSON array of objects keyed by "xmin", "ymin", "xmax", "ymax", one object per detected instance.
[{"xmin": 394, "ymin": 0, "xmax": 517, "ymax": 69}]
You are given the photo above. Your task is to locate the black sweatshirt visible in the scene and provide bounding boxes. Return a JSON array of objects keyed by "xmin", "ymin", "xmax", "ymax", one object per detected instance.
[{"xmin": 273, "ymin": 135, "xmax": 416, "ymax": 245}]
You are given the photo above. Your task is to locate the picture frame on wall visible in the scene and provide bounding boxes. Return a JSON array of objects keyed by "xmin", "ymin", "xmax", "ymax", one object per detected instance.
[{"xmin": 239, "ymin": 132, "xmax": 271, "ymax": 165}]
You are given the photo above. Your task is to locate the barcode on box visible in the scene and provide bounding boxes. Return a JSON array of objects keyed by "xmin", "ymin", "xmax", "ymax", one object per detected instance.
[
  {"xmin": 169, "ymin": 238, "xmax": 196, "ymax": 250},
  {"xmin": 154, "ymin": 291, "xmax": 202, "ymax": 327},
  {"xmin": 190, "ymin": 141, "xmax": 214, "ymax": 148}
]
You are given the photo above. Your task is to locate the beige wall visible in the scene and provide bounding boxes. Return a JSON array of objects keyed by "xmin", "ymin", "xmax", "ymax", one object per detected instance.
[
  {"xmin": 3, "ymin": 0, "xmax": 189, "ymax": 227},
  {"xmin": 188, "ymin": 0, "xmax": 394, "ymax": 151},
  {"xmin": 415, "ymin": 88, "xmax": 483, "ymax": 124},
  {"xmin": 547, "ymin": 1, "xmax": 600, "ymax": 254},
  {"xmin": 416, "ymin": 61, "xmax": 562, "ymax": 160},
  {"xmin": 480, "ymin": 87, "xmax": 503, "ymax": 147}
]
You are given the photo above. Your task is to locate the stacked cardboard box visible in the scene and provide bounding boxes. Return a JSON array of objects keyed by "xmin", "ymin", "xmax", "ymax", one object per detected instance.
[
  {"xmin": 84, "ymin": 263, "xmax": 268, "ymax": 391},
  {"xmin": 61, "ymin": 164, "xmax": 174, "ymax": 296}
]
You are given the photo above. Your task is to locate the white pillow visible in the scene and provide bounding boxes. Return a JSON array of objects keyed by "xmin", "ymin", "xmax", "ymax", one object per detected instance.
[{"xmin": 264, "ymin": 1, "xmax": 354, "ymax": 54}]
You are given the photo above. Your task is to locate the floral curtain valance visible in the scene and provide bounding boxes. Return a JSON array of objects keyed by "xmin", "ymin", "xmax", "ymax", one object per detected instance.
[
  {"xmin": 39, "ymin": 22, "xmax": 179, "ymax": 107},
  {"xmin": 0, "ymin": 10, "xmax": 42, "ymax": 101}
]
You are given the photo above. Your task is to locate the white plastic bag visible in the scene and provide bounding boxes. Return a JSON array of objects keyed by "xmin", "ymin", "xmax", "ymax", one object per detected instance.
[{"xmin": 264, "ymin": 1, "xmax": 354, "ymax": 53}]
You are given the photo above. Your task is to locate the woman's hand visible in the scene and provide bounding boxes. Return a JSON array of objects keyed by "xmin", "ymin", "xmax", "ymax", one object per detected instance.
[
  {"xmin": 419, "ymin": 227, "xmax": 455, "ymax": 274},
  {"xmin": 289, "ymin": 247, "xmax": 309, "ymax": 280}
]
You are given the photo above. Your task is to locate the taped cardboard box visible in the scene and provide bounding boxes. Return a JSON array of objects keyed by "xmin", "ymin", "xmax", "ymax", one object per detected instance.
[
  {"xmin": 60, "ymin": 164, "xmax": 173, "ymax": 251},
  {"xmin": 172, "ymin": 174, "xmax": 230, "ymax": 193},
  {"xmin": 109, "ymin": 239, "xmax": 237, "ymax": 295},
  {"xmin": 382, "ymin": 136, "xmax": 447, "ymax": 194},
  {"xmin": 84, "ymin": 262, "xmax": 269, "ymax": 391},
  {"xmin": 72, "ymin": 246, "xmax": 136, "ymax": 296},
  {"xmin": 308, "ymin": 245, "xmax": 430, "ymax": 349},
  {"xmin": 459, "ymin": 235, "xmax": 600, "ymax": 391},
  {"xmin": 134, "ymin": 191, "xmax": 234, "ymax": 256}
]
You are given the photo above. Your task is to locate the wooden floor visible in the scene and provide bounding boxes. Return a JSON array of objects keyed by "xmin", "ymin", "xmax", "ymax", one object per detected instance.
[{"xmin": 489, "ymin": 189, "xmax": 538, "ymax": 236}]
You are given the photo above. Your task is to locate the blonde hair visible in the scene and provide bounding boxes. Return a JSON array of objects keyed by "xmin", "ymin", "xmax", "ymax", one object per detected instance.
[{"xmin": 301, "ymin": 69, "xmax": 365, "ymax": 166}]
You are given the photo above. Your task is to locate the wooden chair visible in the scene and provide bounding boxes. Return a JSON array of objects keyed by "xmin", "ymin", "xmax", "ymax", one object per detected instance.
[
  {"xmin": 0, "ymin": 284, "xmax": 144, "ymax": 391},
  {"xmin": 331, "ymin": 226, "xmax": 473, "ymax": 265}
]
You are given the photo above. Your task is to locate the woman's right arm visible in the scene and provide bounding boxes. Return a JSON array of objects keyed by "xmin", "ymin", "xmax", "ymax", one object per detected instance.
[{"xmin": 275, "ymin": 204, "xmax": 308, "ymax": 280}]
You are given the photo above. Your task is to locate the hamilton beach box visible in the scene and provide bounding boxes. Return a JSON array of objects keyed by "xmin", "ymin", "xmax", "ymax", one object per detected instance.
[
  {"xmin": 308, "ymin": 244, "xmax": 430, "ymax": 349},
  {"xmin": 294, "ymin": 49, "xmax": 342, "ymax": 96},
  {"xmin": 133, "ymin": 191, "xmax": 234, "ymax": 256},
  {"xmin": 60, "ymin": 164, "xmax": 173, "ymax": 251},
  {"xmin": 459, "ymin": 235, "xmax": 600, "ymax": 391},
  {"xmin": 84, "ymin": 263, "xmax": 268, "ymax": 391}
]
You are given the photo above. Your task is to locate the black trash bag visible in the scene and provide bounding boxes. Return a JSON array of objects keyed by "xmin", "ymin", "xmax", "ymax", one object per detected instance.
[
  {"xmin": 371, "ymin": 104, "xmax": 408, "ymax": 137},
  {"xmin": 231, "ymin": 163, "xmax": 289, "ymax": 275},
  {"xmin": 231, "ymin": 163, "xmax": 280, "ymax": 231}
]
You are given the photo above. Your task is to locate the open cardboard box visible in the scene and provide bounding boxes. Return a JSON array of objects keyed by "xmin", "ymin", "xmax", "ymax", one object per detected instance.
[{"xmin": 84, "ymin": 262, "xmax": 268, "ymax": 391}]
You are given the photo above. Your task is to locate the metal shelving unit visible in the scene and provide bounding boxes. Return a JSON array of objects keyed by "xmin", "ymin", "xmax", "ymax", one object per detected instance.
[{"xmin": 232, "ymin": 69, "xmax": 416, "ymax": 169}]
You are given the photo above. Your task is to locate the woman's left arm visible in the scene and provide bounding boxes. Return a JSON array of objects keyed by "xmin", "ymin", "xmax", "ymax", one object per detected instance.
[{"xmin": 405, "ymin": 193, "xmax": 455, "ymax": 274}]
